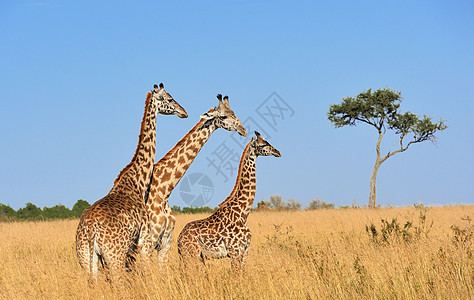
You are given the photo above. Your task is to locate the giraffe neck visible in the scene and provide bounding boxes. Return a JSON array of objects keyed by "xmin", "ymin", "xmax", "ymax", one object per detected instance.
[
  {"xmin": 111, "ymin": 93, "xmax": 157, "ymax": 199},
  {"xmin": 146, "ymin": 118, "xmax": 216, "ymax": 207},
  {"xmin": 218, "ymin": 142, "xmax": 257, "ymax": 219}
]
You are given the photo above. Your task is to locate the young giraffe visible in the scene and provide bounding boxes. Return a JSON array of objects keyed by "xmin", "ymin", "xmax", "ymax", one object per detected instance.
[
  {"xmin": 177, "ymin": 131, "xmax": 281, "ymax": 271},
  {"xmin": 75, "ymin": 83, "xmax": 187, "ymax": 281},
  {"xmin": 145, "ymin": 94, "xmax": 246, "ymax": 266}
]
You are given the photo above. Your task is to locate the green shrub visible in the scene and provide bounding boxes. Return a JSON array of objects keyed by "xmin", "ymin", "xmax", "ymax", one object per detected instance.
[
  {"xmin": 307, "ymin": 198, "xmax": 335, "ymax": 210},
  {"xmin": 0, "ymin": 203, "xmax": 17, "ymax": 219},
  {"xmin": 366, "ymin": 218, "xmax": 413, "ymax": 244},
  {"xmin": 259, "ymin": 195, "xmax": 303, "ymax": 211},
  {"xmin": 180, "ymin": 206, "xmax": 214, "ymax": 214},
  {"xmin": 365, "ymin": 209, "xmax": 432, "ymax": 245},
  {"xmin": 72, "ymin": 199, "xmax": 90, "ymax": 217},
  {"xmin": 17, "ymin": 203, "xmax": 43, "ymax": 220},
  {"xmin": 43, "ymin": 204, "xmax": 73, "ymax": 219}
]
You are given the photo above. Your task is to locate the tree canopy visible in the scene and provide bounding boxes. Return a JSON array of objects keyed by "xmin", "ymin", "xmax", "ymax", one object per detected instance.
[
  {"xmin": 328, "ymin": 88, "xmax": 447, "ymax": 207},
  {"xmin": 328, "ymin": 88, "xmax": 447, "ymax": 146}
]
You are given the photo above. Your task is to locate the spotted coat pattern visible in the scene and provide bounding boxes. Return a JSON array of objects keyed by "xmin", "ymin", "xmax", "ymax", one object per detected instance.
[
  {"xmin": 145, "ymin": 95, "xmax": 246, "ymax": 266},
  {"xmin": 177, "ymin": 132, "xmax": 281, "ymax": 272},
  {"xmin": 75, "ymin": 84, "xmax": 187, "ymax": 280}
]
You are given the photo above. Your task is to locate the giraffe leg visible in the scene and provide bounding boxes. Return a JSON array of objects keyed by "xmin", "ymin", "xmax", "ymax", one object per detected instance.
[
  {"xmin": 91, "ymin": 225, "xmax": 133, "ymax": 284},
  {"xmin": 89, "ymin": 234, "xmax": 100, "ymax": 281},
  {"xmin": 76, "ymin": 220, "xmax": 101, "ymax": 283},
  {"xmin": 100, "ymin": 245, "xmax": 129, "ymax": 285},
  {"xmin": 75, "ymin": 222, "xmax": 90, "ymax": 272},
  {"xmin": 229, "ymin": 231, "xmax": 251, "ymax": 273},
  {"xmin": 228, "ymin": 249, "xmax": 245, "ymax": 273},
  {"xmin": 136, "ymin": 219, "xmax": 153, "ymax": 261},
  {"xmin": 157, "ymin": 213, "xmax": 176, "ymax": 266},
  {"xmin": 177, "ymin": 227, "xmax": 203, "ymax": 268},
  {"xmin": 240, "ymin": 231, "xmax": 252, "ymax": 272},
  {"xmin": 130, "ymin": 221, "xmax": 153, "ymax": 277}
]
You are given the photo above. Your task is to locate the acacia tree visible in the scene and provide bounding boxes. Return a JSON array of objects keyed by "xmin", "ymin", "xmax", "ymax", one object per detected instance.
[{"xmin": 327, "ymin": 88, "xmax": 447, "ymax": 208}]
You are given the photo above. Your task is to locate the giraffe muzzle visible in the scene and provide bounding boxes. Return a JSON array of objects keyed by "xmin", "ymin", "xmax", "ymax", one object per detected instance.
[
  {"xmin": 237, "ymin": 125, "xmax": 247, "ymax": 137},
  {"xmin": 178, "ymin": 110, "xmax": 188, "ymax": 118},
  {"xmin": 273, "ymin": 149, "xmax": 282, "ymax": 157}
]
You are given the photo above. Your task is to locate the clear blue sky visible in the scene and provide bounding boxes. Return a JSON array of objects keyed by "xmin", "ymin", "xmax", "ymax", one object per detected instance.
[{"xmin": 1, "ymin": 1, "xmax": 473, "ymax": 210}]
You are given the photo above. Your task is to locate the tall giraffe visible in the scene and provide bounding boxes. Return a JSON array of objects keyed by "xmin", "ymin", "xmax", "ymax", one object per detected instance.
[
  {"xmin": 75, "ymin": 83, "xmax": 187, "ymax": 281},
  {"xmin": 177, "ymin": 131, "xmax": 281, "ymax": 271},
  {"xmin": 145, "ymin": 94, "xmax": 246, "ymax": 266}
]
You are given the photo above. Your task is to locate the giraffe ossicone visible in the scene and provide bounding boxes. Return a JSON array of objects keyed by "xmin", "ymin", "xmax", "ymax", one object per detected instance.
[
  {"xmin": 177, "ymin": 131, "xmax": 281, "ymax": 272},
  {"xmin": 75, "ymin": 83, "xmax": 187, "ymax": 282}
]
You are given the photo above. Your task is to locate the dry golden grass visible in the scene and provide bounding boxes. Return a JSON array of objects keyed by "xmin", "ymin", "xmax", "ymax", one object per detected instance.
[{"xmin": 0, "ymin": 205, "xmax": 472, "ymax": 299}]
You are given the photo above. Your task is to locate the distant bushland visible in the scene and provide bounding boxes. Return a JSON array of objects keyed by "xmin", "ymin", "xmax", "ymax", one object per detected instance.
[
  {"xmin": 0, "ymin": 200, "xmax": 91, "ymax": 221},
  {"xmin": 171, "ymin": 205, "xmax": 214, "ymax": 214},
  {"xmin": 1, "ymin": 196, "xmax": 361, "ymax": 222}
]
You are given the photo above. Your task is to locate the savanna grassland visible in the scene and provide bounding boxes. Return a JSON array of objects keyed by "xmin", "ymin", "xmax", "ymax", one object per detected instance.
[{"xmin": 0, "ymin": 205, "xmax": 472, "ymax": 299}]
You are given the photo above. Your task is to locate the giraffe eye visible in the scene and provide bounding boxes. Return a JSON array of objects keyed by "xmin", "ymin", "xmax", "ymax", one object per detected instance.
[{"xmin": 220, "ymin": 115, "xmax": 228, "ymax": 120}]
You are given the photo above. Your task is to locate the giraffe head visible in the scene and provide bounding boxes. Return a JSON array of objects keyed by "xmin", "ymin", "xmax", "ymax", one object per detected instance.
[
  {"xmin": 200, "ymin": 94, "xmax": 247, "ymax": 136},
  {"xmin": 148, "ymin": 83, "xmax": 188, "ymax": 118},
  {"xmin": 252, "ymin": 131, "xmax": 281, "ymax": 157}
]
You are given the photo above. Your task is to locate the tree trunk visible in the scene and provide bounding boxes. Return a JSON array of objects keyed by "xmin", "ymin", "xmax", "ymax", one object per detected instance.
[
  {"xmin": 369, "ymin": 131, "xmax": 385, "ymax": 208},
  {"xmin": 369, "ymin": 159, "xmax": 382, "ymax": 208}
]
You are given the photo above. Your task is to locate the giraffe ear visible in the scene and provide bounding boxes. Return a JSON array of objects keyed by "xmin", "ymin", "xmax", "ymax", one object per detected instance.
[
  {"xmin": 255, "ymin": 131, "xmax": 261, "ymax": 137},
  {"xmin": 200, "ymin": 110, "xmax": 218, "ymax": 120}
]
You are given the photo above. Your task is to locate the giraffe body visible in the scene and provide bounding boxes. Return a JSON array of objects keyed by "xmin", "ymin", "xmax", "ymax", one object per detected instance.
[
  {"xmin": 145, "ymin": 94, "xmax": 246, "ymax": 265},
  {"xmin": 75, "ymin": 84, "xmax": 187, "ymax": 280},
  {"xmin": 177, "ymin": 132, "xmax": 280, "ymax": 271}
]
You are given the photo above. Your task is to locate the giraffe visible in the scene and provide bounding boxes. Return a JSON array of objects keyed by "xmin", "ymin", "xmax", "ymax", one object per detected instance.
[
  {"xmin": 75, "ymin": 83, "xmax": 188, "ymax": 281},
  {"xmin": 177, "ymin": 131, "xmax": 281, "ymax": 272},
  {"xmin": 145, "ymin": 94, "xmax": 247, "ymax": 266}
]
